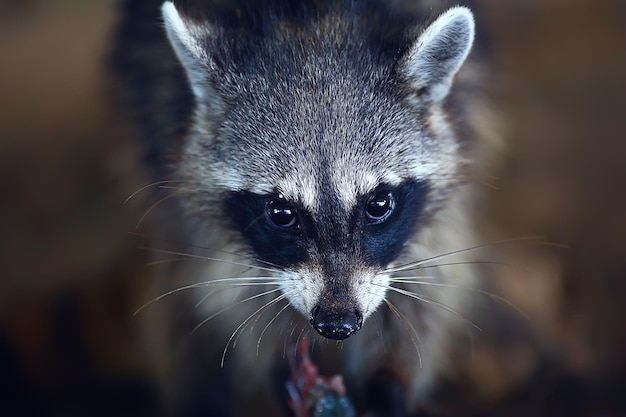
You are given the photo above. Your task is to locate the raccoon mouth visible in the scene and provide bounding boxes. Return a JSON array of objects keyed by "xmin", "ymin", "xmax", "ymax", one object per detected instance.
[{"xmin": 309, "ymin": 305, "xmax": 363, "ymax": 340}]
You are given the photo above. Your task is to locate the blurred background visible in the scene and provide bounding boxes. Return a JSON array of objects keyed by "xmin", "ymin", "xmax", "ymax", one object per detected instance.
[{"xmin": 0, "ymin": 0, "xmax": 625, "ymax": 416}]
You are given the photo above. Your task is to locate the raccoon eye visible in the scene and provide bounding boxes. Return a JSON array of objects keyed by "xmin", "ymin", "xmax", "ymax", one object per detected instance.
[
  {"xmin": 266, "ymin": 199, "xmax": 298, "ymax": 228},
  {"xmin": 365, "ymin": 190, "xmax": 395, "ymax": 224}
]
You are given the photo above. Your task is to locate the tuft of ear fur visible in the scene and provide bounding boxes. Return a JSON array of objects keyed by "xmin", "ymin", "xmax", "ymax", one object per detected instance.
[
  {"xmin": 161, "ymin": 1, "xmax": 215, "ymax": 99},
  {"xmin": 401, "ymin": 6, "xmax": 475, "ymax": 102}
]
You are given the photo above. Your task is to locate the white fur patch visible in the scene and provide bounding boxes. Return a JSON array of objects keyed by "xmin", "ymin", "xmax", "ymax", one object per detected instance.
[
  {"xmin": 359, "ymin": 271, "xmax": 390, "ymax": 320},
  {"xmin": 280, "ymin": 268, "xmax": 324, "ymax": 317}
]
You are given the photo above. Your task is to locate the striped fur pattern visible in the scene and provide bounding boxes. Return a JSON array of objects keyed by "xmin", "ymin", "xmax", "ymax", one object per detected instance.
[{"xmin": 112, "ymin": 1, "xmax": 492, "ymax": 415}]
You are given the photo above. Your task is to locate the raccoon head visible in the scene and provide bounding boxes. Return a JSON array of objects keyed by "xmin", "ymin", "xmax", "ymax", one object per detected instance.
[{"xmin": 162, "ymin": 2, "xmax": 475, "ymax": 340}]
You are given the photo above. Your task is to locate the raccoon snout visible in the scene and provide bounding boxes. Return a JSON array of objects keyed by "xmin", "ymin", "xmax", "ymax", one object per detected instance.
[{"xmin": 310, "ymin": 304, "xmax": 363, "ymax": 340}]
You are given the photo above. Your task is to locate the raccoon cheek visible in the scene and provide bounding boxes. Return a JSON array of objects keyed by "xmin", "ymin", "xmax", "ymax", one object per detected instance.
[
  {"xmin": 361, "ymin": 274, "xmax": 390, "ymax": 316},
  {"xmin": 279, "ymin": 271, "xmax": 322, "ymax": 316}
]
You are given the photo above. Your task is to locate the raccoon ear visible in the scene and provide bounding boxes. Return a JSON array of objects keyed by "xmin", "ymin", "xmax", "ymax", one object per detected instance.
[
  {"xmin": 161, "ymin": 1, "xmax": 215, "ymax": 100},
  {"xmin": 401, "ymin": 6, "xmax": 475, "ymax": 102}
]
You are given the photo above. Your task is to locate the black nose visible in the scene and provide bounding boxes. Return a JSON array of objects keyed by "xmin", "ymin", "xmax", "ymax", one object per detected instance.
[{"xmin": 310, "ymin": 305, "xmax": 363, "ymax": 340}]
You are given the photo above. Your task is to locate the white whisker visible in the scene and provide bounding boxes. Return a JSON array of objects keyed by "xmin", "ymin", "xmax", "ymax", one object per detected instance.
[
  {"xmin": 192, "ymin": 288, "xmax": 283, "ymax": 336},
  {"xmin": 385, "ymin": 236, "xmax": 545, "ymax": 273},
  {"xmin": 172, "ymin": 241, "xmax": 285, "ymax": 271},
  {"xmin": 194, "ymin": 286, "xmax": 219, "ymax": 309},
  {"xmin": 194, "ymin": 282, "xmax": 282, "ymax": 309},
  {"xmin": 256, "ymin": 302, "xmax": 291, "ymax": 356},
  {"xmin": 130, "ymin": 231, "xmax": 284, "ymax": 271},
  {"xmin": 379, "ymin": 284, "xmax": 481, "ymax": 331},
  {"xmin": 124, "ymin": 180, "xmax": 184, "ymax": 205},
  {"xmin": 372, "ymin": 313, "xmax": 387, "ymax": 354},
  {"xmin": 134, "ymin": 277, "xmax": 279, "ymax": 315},
  {"xmin": 295, "ymin": 326, "xmax": 307, "ymax": 349},
  {"xmin": 389, "ymin": 278, "xmax": 464, "ymax": 286},
  {"xmin": 221, "ymin": 294, "xmax": 286, "ymax": 367},
  {"xmin": 392, "ymin": 260, "xmax": 512, "ymax": 273},
  {"xmin": 144, "ymin": 257, "xmax": 191, "ymax": 267},
  {"xmin": 389, "ymin": 276, "xmax": 439, "ymax": 281},
  {"xmin": 388, "ymin": 278, "xmax": 527, "ymax": 319},
  {"xmin": 135, "ymin": 192, "xmax": 180, "ymax": 229},
  {"xmin": 139, "ymin": 246, "xmax": 281, "ymax": 273},
  {"xmin": 383, "ymin": 299, "xmax": 422, "ymax": 368}
]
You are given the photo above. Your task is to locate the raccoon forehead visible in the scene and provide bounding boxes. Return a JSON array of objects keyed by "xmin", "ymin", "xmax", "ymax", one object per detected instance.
[
  {"xmin": 249, "ymin": 161, "xmax": 425, "ymax": 212},
  {"xmin": 277, "ymin": 171, "xmax": 383, "ymax": 211},
  {"xmin": 190, "ymin": 117, "xmax": 460, "ymax": 214},
  {"xmin": 203, "ymin": 134, "xmax": 458, "ymax": 212},
  {"xmin": 221, "ymin": 169, "xmax": 383, "ymax": 212}
]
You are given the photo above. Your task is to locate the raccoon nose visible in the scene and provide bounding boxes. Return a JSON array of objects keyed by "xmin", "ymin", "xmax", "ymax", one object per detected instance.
[{"xmin": 310, "ymin": 305, "xmax": 363, "ymax": 340}]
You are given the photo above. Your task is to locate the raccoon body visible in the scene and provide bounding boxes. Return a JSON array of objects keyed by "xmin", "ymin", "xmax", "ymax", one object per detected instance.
[{"xmin": 112, "ymin": 0, "xmax": 490, "ymax": 415}]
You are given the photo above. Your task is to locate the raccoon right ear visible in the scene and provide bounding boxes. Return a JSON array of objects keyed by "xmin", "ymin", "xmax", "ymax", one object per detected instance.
[
  {"xmin": 400, "ymin": 7, "xmax": 475, "ymax": 102},
  {"xmin": 161, "ymin": 1, "xmax": 216, "ymax": 100}
]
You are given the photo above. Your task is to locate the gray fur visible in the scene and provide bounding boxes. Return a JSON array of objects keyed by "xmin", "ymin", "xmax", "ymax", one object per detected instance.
[
  {"xmin": 114, "ymin": 0, "xmax": 492, "ymax": 415},
  {"xmin": 166, "ymin": 0, "xmax": 474, "ymax": 323}
]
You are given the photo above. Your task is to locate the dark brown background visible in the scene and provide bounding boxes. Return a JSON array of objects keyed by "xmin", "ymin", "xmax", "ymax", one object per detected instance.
[{"xmin": 0, "ymin": 0, "xmax": 625, "ymax": 415}]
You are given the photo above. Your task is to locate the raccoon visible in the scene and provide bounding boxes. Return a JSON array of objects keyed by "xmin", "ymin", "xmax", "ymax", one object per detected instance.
[{"xmin": 112, "ymin": 0, "xmax": 492, "ymax": 415}]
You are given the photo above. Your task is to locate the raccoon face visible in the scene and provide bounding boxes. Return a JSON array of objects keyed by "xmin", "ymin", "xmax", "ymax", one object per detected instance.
[
  {"xmin": 161, "ymin": 2, "xmax": 475, "ymax": 339},
  {"xmin": 224, "ymin": 180, "xmax": 429, "ymax": 339}
]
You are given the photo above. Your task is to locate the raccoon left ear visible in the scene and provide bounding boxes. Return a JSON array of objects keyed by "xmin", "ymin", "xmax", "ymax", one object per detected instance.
[
  {"xmin": 401, "ymin": 6, "xmax": 475, "ymax": 102},
  {"xmin": 161, "ymin": 1, "xmax": 216, "ymax": 100}
]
